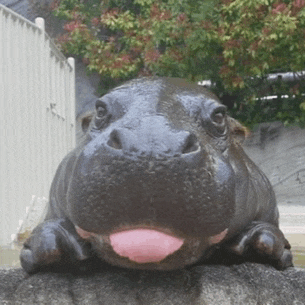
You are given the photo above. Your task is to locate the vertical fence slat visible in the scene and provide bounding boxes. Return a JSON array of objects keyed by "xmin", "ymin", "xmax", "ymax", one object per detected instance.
[
  {"xmin": 0, "ymin": 4, "xmax": 76, "ymax": 246},
  {"xmin": 68, "ymin": 57, "xmax": 76, "ymax": 149},
  {"xmin": 0, "ymin": 6, "xmax": 4, "ymax": 243}
]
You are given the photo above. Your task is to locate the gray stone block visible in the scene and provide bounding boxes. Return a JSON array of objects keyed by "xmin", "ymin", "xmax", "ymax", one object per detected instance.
[{"xmin": 1, "ymin": 264, "xmax": 305, "ymax": 304}]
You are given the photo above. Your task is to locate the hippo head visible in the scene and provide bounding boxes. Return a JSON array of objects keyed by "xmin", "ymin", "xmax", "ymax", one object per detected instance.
[{"xmin": 67, "ymin": 77, "xmax": 239, "ymax": 270}]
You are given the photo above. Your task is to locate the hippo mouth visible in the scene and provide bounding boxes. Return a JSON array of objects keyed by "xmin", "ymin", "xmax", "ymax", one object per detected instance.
[
  {"xmin": 109, "ymin": 229, "xmax": 184, "ymax": 263},
  {"xmin": 76, "ymin": 226, "xmax": 228, "ymax": 265}
]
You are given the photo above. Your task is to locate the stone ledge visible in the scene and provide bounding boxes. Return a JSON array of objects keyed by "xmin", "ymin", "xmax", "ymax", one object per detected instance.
[{"xmin": 1, "ymin": 263, "xmax": 305, "ymax": 305}]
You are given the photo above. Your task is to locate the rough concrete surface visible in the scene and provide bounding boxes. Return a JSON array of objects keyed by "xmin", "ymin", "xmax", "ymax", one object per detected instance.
[{"xmin": 1, "ymin": 263, "xmax": 305, "ymax": 305}]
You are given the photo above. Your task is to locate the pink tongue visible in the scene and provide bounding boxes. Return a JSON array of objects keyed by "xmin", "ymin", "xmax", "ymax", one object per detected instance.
[{"xmin": 109, "ymin": 229, "xmax": 184, "ymax": 263}]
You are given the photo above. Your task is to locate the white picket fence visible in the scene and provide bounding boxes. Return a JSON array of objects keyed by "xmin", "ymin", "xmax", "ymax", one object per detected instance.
[{"xmin": 0, "ymin": 4, "xmax": 76, "ymax": 246}]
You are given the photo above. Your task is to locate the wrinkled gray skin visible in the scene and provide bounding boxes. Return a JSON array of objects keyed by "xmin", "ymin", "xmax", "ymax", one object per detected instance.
[{"xmin": 20, "ymin": 77, "xmax": 293, "ymax": 274}]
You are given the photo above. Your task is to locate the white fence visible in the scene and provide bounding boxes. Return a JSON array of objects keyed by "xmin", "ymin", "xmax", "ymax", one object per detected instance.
[{"xmin": 0, "ymin": 4, "xmax": 76, "ymax": 246}]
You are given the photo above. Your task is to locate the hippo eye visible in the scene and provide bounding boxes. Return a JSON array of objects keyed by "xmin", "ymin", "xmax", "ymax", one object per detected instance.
[
  {"xmin": 96, "ymin": 101, "xmax": 108, "ymax": 118},
  {"xmin": 97, "ymin": 106, "xmax": 107, "ymax": 117},
  {"xmin": 212, "ymin": 111, "xmax": 225, "ymax": 125},
  {"xmin": 94, "ymin": 100, "xmax": 111, "ymax": 129},
  {"xmin": 211, "ymin": 106, "xmax": 227, "ymax": 134}
]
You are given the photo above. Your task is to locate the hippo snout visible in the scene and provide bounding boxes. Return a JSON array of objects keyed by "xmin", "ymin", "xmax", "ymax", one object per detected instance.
[{"xmin": 106, "ymin": 116, "xmax": 200, "ymax": 158}]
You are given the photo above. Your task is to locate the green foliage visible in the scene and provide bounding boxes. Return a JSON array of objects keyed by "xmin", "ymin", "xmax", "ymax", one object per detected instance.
[
  {"xmin": 53, "ymin": 0, "xmax": 305, "ymax": 127},
  {"xmin": 217, "ymin": 0, "xmax": 305, "ymax": 87},
  {"xmin": 229, "ymin": 80, "xmax": 305, "ymax": 128}
]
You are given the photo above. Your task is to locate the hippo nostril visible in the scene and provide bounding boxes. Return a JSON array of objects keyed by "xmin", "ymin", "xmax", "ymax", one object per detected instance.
[
  {"xmin": 107, "ymin": 130, "xmax": 122, "ymax": 150},
  {"xmin": 182, "ymin": 134, "xmax": 199, "ymax": 154}
]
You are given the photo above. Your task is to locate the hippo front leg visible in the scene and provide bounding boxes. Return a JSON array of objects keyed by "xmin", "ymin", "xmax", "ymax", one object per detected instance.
[
  {"xmin": 20, "ymin": 219, "xmax": 92, "ymax": 274},
  {"xmin": 225, "ymin": 221, "xmax": 293, "ymax": 270}
]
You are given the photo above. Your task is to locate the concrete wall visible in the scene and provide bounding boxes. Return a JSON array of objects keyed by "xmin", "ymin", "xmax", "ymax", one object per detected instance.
[
  {"xmin": 243, "ymin": 122, "xmax": 305, "ymax": 235},
  {"xmin": 243, "ymin": 122, "xmax": 305, "ymax": 206}
]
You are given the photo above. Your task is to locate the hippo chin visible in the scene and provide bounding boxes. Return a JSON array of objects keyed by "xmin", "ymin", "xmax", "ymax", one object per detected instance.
[{"xmin": 20, "ymin": 77, "xmax": 293, "ymax": 274}]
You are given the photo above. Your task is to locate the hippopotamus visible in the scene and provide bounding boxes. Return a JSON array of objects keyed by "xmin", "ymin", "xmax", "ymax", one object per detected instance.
[{"xmin": 20, "ymin": 77, "xmax": 293, "ymax": 274}]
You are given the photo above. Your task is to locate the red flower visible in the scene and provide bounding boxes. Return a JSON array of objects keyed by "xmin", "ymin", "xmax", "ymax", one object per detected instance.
[
  {"xmin": 109, "ymin": 54, "xmax": 133, "ymax": 70},
  {"xmin": 292, "ymin": 0, "xmax": 305, "ymax": 15},
  {"xmin": 104, "ymin": 51, "xmax": 112, "ymax": 59},
  {"xmin": 112, "ymin": 61, "xmax": 123, "ymax": 69},
  {"xmin": 201, "ymin": 20, "xmax": 213, "ymax": 30},
  {"xmin": 82, "ymin": 57, "xmax": 90, "ymax": 65},
  {"xmin": 57, "ymin": 33, "xmax": 70, "ymax": 44},
  {"xmin": 64, "ymin": 21, "xmax": 82, "ymax": 32},
  {"xmin": 50, "ymin": 0, "xmax": 60, "ymax": 10},
  {"xmin": 120, "ymin": 54, "xmax": 132, "ymax": 63},
  {"xmin": 130, "ymin": 47, "xmax": 142, "ymax": 57},
  {"xmin": 293, "ymin": 0, "xmax": 305, "ymax": 8},
  {"xmin": 144, "ymin": 49, "xmax": 160, "ymax": 63},
  {"xmin": 232, "ymin": 76, "xmax": 244, "ymax": 87},
  {"xmin": 150, "ymin": 4, "xmax": 171, "ymax": 20},
  {"xmin": 272, "ymin": 3, "xmax": 287, "ymax": 14},
  {"xmin": 105, "ymin": 9, "xmax": 119, "ymax": 18},
  {"xmin": 290, "ymin": 83, "xmax": 300, "ymax": 95},
  {"xmin": 262, "ymin": 27, "xmax": 271, "ymax": 36},
  {"xmin": 249, "ymin": 40, "xmax": 259, "ymax": 52},
  {"xmin": 168, "ymin": 49, "xmax": 183, "ymax": 62},
  {"xmin": 108, "ymin": 36, "xmax": 116, "ymax": 43},
  {"xmin": 138, "ymin": 69, "xmax": 153, "ymax": 77},
  {"xmin": 150, "ymin": 4, "xmax": 161, "ymax": 18},
  {"xmin": 159, "ymin": 10, "xmax": 171, "ymax": 21},
  {"xmin": 91, "ymin": 17, "xmax": 100, "ymax": 27},
  {"xmin": 219, "ymin": 66, "xmax": 231, "ymax": 77},
  {"xmin": 135, "ymin": 35, "xmax": 151, "ymax": 44},
  {"xmin": 177, "ymin": 13, "xmax": 187, "ymax": 23},
  {"xmin": 225, "ymin": 39, "xmax": 241, "ymax": 49}
]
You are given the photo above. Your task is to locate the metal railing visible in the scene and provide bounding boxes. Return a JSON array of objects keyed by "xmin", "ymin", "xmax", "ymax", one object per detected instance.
[
  {"xmin": 0, "ymin": 4, "xmax": 76, "ymax": 246},
  {"xmin": 198, "ymin": 70, "xmax": 305, "ymax": 88}
]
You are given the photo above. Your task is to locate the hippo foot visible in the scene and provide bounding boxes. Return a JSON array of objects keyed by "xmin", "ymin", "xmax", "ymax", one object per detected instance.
[
  {"xmin": 20, "ymin": 219, "xmax": 92, "ymax": 274},
  {"xmin": 225, "ymin": 221, "xmax": 293, "ymax": 270}
]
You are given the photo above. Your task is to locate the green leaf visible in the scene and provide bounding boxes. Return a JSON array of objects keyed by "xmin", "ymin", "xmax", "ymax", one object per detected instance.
[{"xmin": 228, "ymin": 59, "xmax": 235, "ymax": 67}]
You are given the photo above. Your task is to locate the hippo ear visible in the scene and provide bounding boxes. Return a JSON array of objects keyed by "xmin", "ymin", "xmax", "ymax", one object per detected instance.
[
  {"xmin": 81, "ymin": 114, "xmax": 94, "ymax": 133},
  {"xmin": 228, "ymin": 117, "xmax": 249, "ymax": 143}
]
